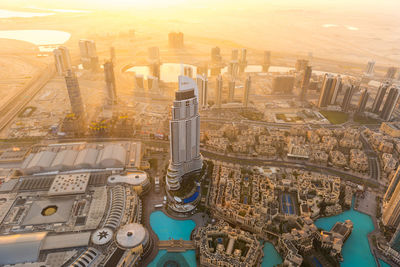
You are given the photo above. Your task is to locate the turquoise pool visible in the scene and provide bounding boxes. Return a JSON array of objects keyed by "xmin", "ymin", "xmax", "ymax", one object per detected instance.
[
  {"xmin": 149, "ymin": 211, "xmax": 197, "ymax": 266},
  {"xmin": 262, "ymin": 242, "xmax": 283, "ymax": 267},
  {"xmin": 379, "ymin": 259, "xmax": 392, "ymax": 267},
  {"xmin": 315, "ymin": 205, "xmax": 376, "ymax": 266}
]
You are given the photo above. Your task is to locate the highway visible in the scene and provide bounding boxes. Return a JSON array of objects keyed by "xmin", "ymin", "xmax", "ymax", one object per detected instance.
[{"xmin": 0, "ymin": 65, "xmax": 55, "ymax": 131}]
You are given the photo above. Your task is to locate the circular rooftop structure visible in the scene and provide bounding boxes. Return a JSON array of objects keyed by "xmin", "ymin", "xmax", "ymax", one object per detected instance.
[
  {"xmin": 92, "ymin": 228, "xmax": 113, "ymax": 245},
  {"xmin": 116, "ymin": 223, "xmax": 148, "ymax": 249}
]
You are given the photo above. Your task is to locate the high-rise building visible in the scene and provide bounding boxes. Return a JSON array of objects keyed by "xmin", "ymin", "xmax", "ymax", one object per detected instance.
[
  {"xmin": 317, "ymin": 74, "xmax": 334, "ymax": 108},
  {"xmin": 356, "ymin": 89, "xmax": 369, "ymax": 113},
  {"xmin": 184, "ymin": 66, "xmax": 193, "ymax": 78},
  {"xmin": 365, "ymin": 60, "xmax": 375, "ymax": 75},
  {"xmin": 104, "ymin": 61, "xmax": 116, "ymax": 104},
  {"xmin": 300, "ymin": 66, "xmax": 312, "ymax": 100},
  {"xmin": 211, "ymin": 47, "xmax": 221, "ymax": 63},
  {"xmin": 197, "ymin": 64, "xmax": 208, "ymax": 76},
  {"xmin": 150, "ymin": 63, "xmax": 160, "ymax": 79},
  {"xmin": 166, "ymin": 76, "xmax": 202, "ymax": 191},
  {"xmin": 134, "ymin": 74, "xmax": 144, "ymax": 90},
  {"xmin": 372, "ymin": 83, "xmax": 390, "ymax": 114},
  {"xmin": 228, "ymin": 79, "xmax": 235, "ymax": 102},
  {"xmin": 231, "ymin": 49, "xmax": 239, "ymax": 61},
  {"xmin": 262, "ymin": 51, "xmax": 271, "ymax": 72},
  {"xmin": 196, "ymin": 74, "xmax": 208, "ymax": 109},
  {"xmin": 64, "ymin": 70, "xmax": 85, "ymax": 118},
  {"xmin": 295, "ymin": 59, "xmax": 309, "ymax": 72},
  {"xmin": 239, "ymin": 48, "xmax": 247, "ymax": 73},
  {"xmin": 243, "ymin": 76, "xmax": 251, "ymax": 108},
  {"xmin": 147, "ymin": 76, "xmax": 159, "ymax": 91},
  {"xmin": 79, "ymin": 39, "xmax": 98, "ymax": 71},
  {"xmin": 383, "ymin": 168, "xmax": 400, "ymax": 227},
  {"xmin": 390, "ymin": 226, "xmax": 400, "ymax": 253},
  {"xmin": 272, "ymin": 75, "xmax": 295, "ymax": 94},
  {"xmin": 341, "ymin": 85, "xmax": 355, "ymax": 112},
  {"xmin": 386, "ymin": 67, "xmax": 397, "ymax": 80},
  {"xmin": 215, "ymin": 75, "xmax": 223, "ymax": 108},
  {"xmin": 381, "ymin": 87, "xmax": 400, "ymax": 121},
  {"xmin": 330, "ymin": 76, "xmax": 342, "ymax": 105},
  {"xmin": 53, "ymin": 46, "xmax": 71, "ymax": 76},
  {"xmin": 168, "ymin": 32, "xmax": 184, "ymax": 48},
  {"xmin": 228, "ymin": 61, "xmax": 239, "ymax": 78}
]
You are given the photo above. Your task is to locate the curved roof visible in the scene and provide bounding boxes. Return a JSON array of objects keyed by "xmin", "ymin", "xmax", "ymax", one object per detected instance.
[
  {"xmin": 50, "ymin": 150, "xmax": 78, "ymax": 170},
  {"xmin": 74, "ymin": 148, "xmax": 99, "ymax": 168},
  {"xmin": 24, "ymin": 151, "xmax": 57, "ymax": 173},
  {"xmin": 97, "ymin": 144, "xmax": 126, "ymax": 168},
  {"xmin": 0, "ymin": 232, "xmax": 47, "ymax": 265},
  {"xmin": 116, "ymin": 223, "xmax": 147, "ymax": 249}
]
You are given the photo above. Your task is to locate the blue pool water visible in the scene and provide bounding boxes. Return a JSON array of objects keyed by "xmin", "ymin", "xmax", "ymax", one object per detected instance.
[
  {"xmin": 379, "ymin": 259, "xmax": 392, "ymax": 267},
  {"xmin": 149, "ymin": 211, "xmax": 197, "ymax": 266},
  {"xmin": 261, "ymin": 242, "xmax": 283, "ymax": 267},
  {"xmin": 315, "ymin": 205, "xmax": 376, "ymax": 266}
]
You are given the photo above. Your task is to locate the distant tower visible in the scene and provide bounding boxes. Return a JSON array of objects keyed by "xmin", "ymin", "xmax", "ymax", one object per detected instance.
[
  {"xmin": 110, "ymin": 46, "xmax": 116, "ymax": 63},
  {"xmin": 262, "ymin": 51, "xmax": 271, "ymax": 72},
  {"xmin": 228, "ymin": 61, "xmax": 239, "ymax": 79},
  {"xmin": 317, "ymin": 74, "xmax": 334, "ymax": 108},
  {"xmin": 53, "ymin": 46, "xmax": 71, "ymax": 76},
  {"xmin": 295, "ymin": 59, "xmax": 309, "ymax": 72},
  {"xmin": 211, "ymin": 47, "xmax": 222, "ymax": 63},
  {"xmin": 147, "ymin": 76, "xmax": 159, "ymax": 91},
  {"xmin": 184, "ymin": 66, "xmax": 193, "ymax": 78},
  {"xmin": 231, "ymin": 49, "xmax": 239, "ymax": 61},
  {"xmin": 134, "ymin": 74, "xmax": 144, "ymax": 91},
  {"xmin": 215, "ymin": 75, "xmax": 223, "ymax": 108},
  {"xmin": 341, "ymin": 85, "xmax": 355, "ymax": 112},
  {"xmin": 300, "ymin": 66, "xmax": 312, "ymax": 100},
  {"xmin": 166, "ymin": 76, "xmax": 202, "ymax": 191},
  {"xmin": 330, "ymin": 76, "xmax": 343, "ymax": 105},
  {"xmin": 372, "ymin": 82, "xmax": 389, "ymax": 114},
  {"xmin": 380, "ymin": 86, "xmax": 400, "ymax": 121},
  {"xmin": 356, "ymin": 89, "xmax": 369, "ymax": 114},
  {"xmin": 79, "ymin": 39, "xmax": 98, "ymax": 71},
  {"xmin": 228, "ymin": 79, "xmax": 235, "ymax": 103},
  {"xmin": 239, "ymin": 48, "xmax": 247, "ymax": 73},
  {"xmin": 243, "ymin": 76, "xmax": 251, "ymax": 108},
  {"xmin": 64, "ymin": 70, "xmax": 85, "ymax": 118},
  {"xmin": 104, "ymin": 61, "xmax": 116, "ymax": 105},
  {"xmin": 383, "ymin": 167, "xmax": 400, "ymax": 227},
  {"xmin": 196, "ymin": 74, "xmax": 208, "ymax": 109},
  {"xmin": 386, "ymin": 67, "xmax": 398, "ymax": 80},
  {"xmin": 365, "ymin": 60, "xmax": 375, "ymax": 76},
  {"xmin": 384, "ymin": 166, "xmax": 400, "ymax": 202}
]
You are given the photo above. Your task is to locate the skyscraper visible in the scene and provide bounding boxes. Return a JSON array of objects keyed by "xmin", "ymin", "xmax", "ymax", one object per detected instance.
[
  {"xmin": 372, "ymin": 83, "xmax": 389, "ymax": 114},
  {"xmin": 104, "ymin": 61, "xmax": 116, "ymax": 105},
  {"xmin": 168, "ymin": 32, "xmax": 184, "ymax": 48},
  {"xmin": 196, "ymin": 74, "xmax": 208, "ymax": 109},
  {"xmin": 330, "ymin": 76, "xmax": 342, "ymax": 105},
  {"xmin": 317, "ymin": 74, "xmax": 334, "ymax": 108},
  {"xmin": 365, "ymin": 60, "xmax": 375, "ymax": 76},
  {"xmin": 64, "ymin": 70, "xmax": 85, "ymax": 118},
  {"xmin": 383, "ymin": 170, "xmax": 400, "ymax": 227},
  {"xmin": 228, "ymin": 61, "xmax": 239, "ymax": 78},
  {"xmin": 381, "ymin": 87, "xmax": 400, "ymax": 121},
  {"xmin": 386, "ymin": 67, "xmax": 397, "ymax": 80},
  {"xmin": 295, "ymin": 59, "xmax": 309, "ymax": 72},
  {"xmin": 134, "ymin": 74, "xmax": 144, "ymax": 90},
  {"xmin": 262, "ymin": 51, "xmax": 271, "ymax": 72},
  {"xmin": 341, "ymin": 85, "xmax": 355, "ymax": 112},
  {"xmin": 243, "ymin": 76, "xmax": 251, "ymax": 108},
  {"xmin": 53, "ymin": 46, "xmax": 71, "ymax": 76},
  {"xmin": 211, "ymin": 47, "xmax": 222, "ymax": 63},
  {"xmin": 231, "ymin": 49, "xmax": 239, "ymax": 61},
  {"xmin": 166, "ymin": 76, "xmax": 202, "ymax": 191},
  {"xmin": 228, "ymin": 79, "xmax": 235, "ymax": 103},
  {"xmin": 300, "ymin": 66, "xmax": 312, "ymax": 100},
  {"xmin": 215, "ymin": 75, "xmax": 223, "ymax": 108},
  {"xmin": 356, "ymin": 89, "xmax": 369, "ymax": 114},
  {"xmin": 79, "ymin": 39, "xmax": 98, "ymax": 71},
  {"xmin": 239, "ymin": 48, "xmax": 247, "ymax": 73},
  {"xmin": 184, "ymin": 66, "xmax": 193, "ymax": 78},
  {"xmin": 147, "ymin": 76, "xmax": 159, "ymax": 91}
]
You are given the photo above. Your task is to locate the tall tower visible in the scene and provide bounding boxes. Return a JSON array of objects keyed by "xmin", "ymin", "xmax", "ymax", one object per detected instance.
[
  {"xmin": 239, "ymin": 48, "xmax": 247, "ymax": 73},
  {"xmin": 330, "ymin": 75, "xmax": 342, "ymax": 105},
  {"xmin": 341, "ymin": 85, "xmax": 355, "ymax": 112},
  {"xmin": 196, "ymin": 74, "xmax": 208, "ymax": 109},
  {"xmin": 381, "ymin": 87, "xmax": 400, "ymax": 121},
  {"xmin": 231, "ymin": 49, "xmax": 239, "ymax": 61},
  {"xmin": 215, "ymin": 75, "xmax": 223, "ymax": 108},
  {"xmin": 383, "ymin": 169, "xmax": 400, "ymax": 227},
  {"xmin": 300, "ymin": 66, "xmax": 312, "ymax": 101},
  {"xmin": 243, "ymin": 76, "xmax": 251, "ymax": 108},
  {"xmin": 365, "ymin": 60, "xmax": 375, "ymax": 76},
  {"xmin": 228, "ymin": 79, "xmax": 235, "ymax": 103},
  {"xmin": 166, "ymin": 76, "xmax": 202, "ymax": 191},
  {"xmin": 262, "ymin": 51, "xmax": 271, "ymax": 72},
  {"xmin": 65, "ymin": 70, "xmax": 85, "ymax": 118},
  {"xmin": 356, "ymin": 89, "xmax": 369, "ymax": 114},
  {"xmin": 386, "ymin": 67, "xmax": 397, "ymax": 80},
  {"xmin": 104, "ymin": 61, "xmax": 116, "ymax": 105},
  {"xmin": 79, "ymin": 39, "xmax": 98, "ymax": 71},
  {"xmin": 384, "ymin": 166, "xmax": 400, "ymax": 202},
  {"xmin": 53, "ymin": 46, "xmax": 71, "ymax": 76},
  {"xmin": 372, "ymin": 83, "xmax": 389, "ymax": 114},
  {"xmin": 317, "ymin": 74, "xmax": 334, "ymax": 108}
]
